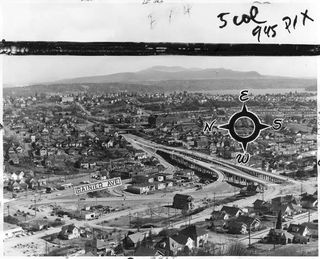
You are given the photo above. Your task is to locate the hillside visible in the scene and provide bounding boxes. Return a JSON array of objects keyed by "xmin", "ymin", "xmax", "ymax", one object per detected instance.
[{"xmin": 3, "ymin": 66, "xmax": 316, "ymax": 96}]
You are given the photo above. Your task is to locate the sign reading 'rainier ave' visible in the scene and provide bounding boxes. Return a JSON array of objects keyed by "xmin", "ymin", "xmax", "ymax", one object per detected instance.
[{"xmin": 73, "ymin": 177, "xmax": 122, "ymax": 195}]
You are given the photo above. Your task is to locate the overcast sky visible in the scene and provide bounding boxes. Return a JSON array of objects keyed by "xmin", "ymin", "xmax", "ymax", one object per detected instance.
[{"xmin": 3, "ymin": 56, "xmax": 317, "ymax": 86}]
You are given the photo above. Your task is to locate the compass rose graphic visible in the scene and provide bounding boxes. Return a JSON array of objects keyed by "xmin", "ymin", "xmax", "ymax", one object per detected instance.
[{"xmin": 219, "ymin": 103, "xmax": 271, "ymax": 152}]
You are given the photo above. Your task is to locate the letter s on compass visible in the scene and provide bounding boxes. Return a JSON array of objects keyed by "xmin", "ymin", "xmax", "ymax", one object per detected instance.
[{"xmin": 272, "ymin": 119, "xmax": 283, "ymax": 131}]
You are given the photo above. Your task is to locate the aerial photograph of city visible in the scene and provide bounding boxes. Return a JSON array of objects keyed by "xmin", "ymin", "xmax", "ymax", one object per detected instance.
[{"xmin": 2, "ymin": 55, "xmax": 318, "ymax": 256}]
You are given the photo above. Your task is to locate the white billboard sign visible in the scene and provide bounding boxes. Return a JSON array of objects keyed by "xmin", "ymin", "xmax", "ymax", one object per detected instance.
[{"xmin": 73, "ymin": 177, "xmax": 122, "ymax": 195}]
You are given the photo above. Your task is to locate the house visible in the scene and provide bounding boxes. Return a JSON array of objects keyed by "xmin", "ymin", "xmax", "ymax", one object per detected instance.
[
  {"xmin": 81, "ymin": 212, "xmax": 96, "ymax": 221},
  {"xmin": 132, "ymin": 175, "xmax": 154, "ymax": 184},
  {"xmin": 16, "ymin": 146, "xmax": 23, "ymax": 153},
  {"xmin": 253, "ymin": 199, "xmax": 271, "ymax": 213},
  {"xmin": 272, "ymin": 195, "xmax": 300, "ymax": 207},
  {"xmin": 45, "ymin": 158, "xmax": 54, "ymax": 168},
  {"xmin": 39, "ymin": 147, "xmax": 47, "ymax": 157},
  {"xmin": 172, "ymin": 194, "xmax": 194, "ymax": 211},
  {"xmin": 8, "ymin": 147, "xmax": 16, "ymax": 155},
  {"xmin": 156, "ymin": 233, "xmax": 194, "ymax": 256},
  {"xmin": 10, "ymin": 181, "xmax": 21, "ymax": 191},
  {"xmin": 106, "ymin": 140, "xmax": 114, "ymax": 148},
  {"xmin": 236, "ymin": 215, "xmax": 261, "ymax": 230},
  {"xmin": 166, "ymin": 181, "xmax": 174, "ymax": 188},
  {"xmin": 17, "ymin": 171, "xmax": 25, "ymax": 180},
  {"xmin": 9, "ymin": 155, "xmax": 20, "ymax": 165},
  {"xmin": 31, "ymin": 220, "xmax": 49, "ymax": 231},
  {"xmin": 59, "ymin": 224, "xmax": 80, "ymax": 240},
  {"xmin": 301, "ymin": 222, "xmax": 318, "ymax": 238},
  {"xmin": 42, "ymin": 128, "xmax": 49, "ymax": 134},
  {"xmin": 228, "ymin": 221, "xmax": 248, "ymax": 234},
  {"xmin": 38, "ymin": 179, "xmax": 47, "ymax": 186},
  {"xmin": 123, "ymin": 232, "xmax": 146, "ymax": 249},
  {"xmin": 155, "ymin": 182, "xmax": 166, "ymax": 190},
  {"xmin": 211, "ymin": 210, "xmax": 228, "ymax": 221},
  {"xmin": 287, "ymin": 224, "xmax": 310, "ymax": 237},
  {"xmin": 134, "ymin": 150, "xmax": 148, "ymax": 160},
  {"xmin": 85, "ymin": 238, "xmax": 115, "ymax": 256},
  {"xmin": 221, "ymin": 206, "xmax": 243, "ymax": 218},
  {"xmin": 126, "ymin": 184, "xmax": 150, "ymax": 194},
  {"xmin": 61, "ymin": 96, "xmax": 74, "ymax": 103},
  {"xmin": 134, "ymin": 246, "xmax": 161, "ymax": 256},
  {"xmin": 80, "ymin": 161, "xmax": 89, "ymax": 169},
  {"xmin": 99, "ymin": 170, "xmax": 110, "ymax": 180},
  {"xmin": 10, "ymin": 172, "xmax": 18, "ymax": 181},
  {"xmin": 271, "ymin": 203, "xmax": 294, "ymax": 217},
  {"xmin": 300, "ymin": 195, "xmax": 318, "ymax": 209},
  {"xmin": 89, "ymin": 162, "xmax": 96, "ymax": 169},
  {"xmin": 240, "ymin": 184, "xmax": 259, "ymax": 195},
  {"xmin": 266, "ymin": 229, "xmax": 295, "ymax": 244},
  {"xmin": 179, "ymin": 225, "xmax": 208, "ymax": 248},
  {"xmin": 26, "ymin": 178, "xmax": 38, "ymax": 189}
]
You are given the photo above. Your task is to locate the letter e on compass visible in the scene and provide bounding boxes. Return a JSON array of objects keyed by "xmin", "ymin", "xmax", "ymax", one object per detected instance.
[{"xmin": 239, "ymin": 90, "xmax": 249, "ymax": 102}]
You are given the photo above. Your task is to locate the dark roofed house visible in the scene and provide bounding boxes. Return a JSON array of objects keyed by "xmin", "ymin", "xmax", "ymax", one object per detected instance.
[
  {"xmin": 301, "ymin": 195, "xmax": 318, "ymax": 209},
  {"xmin": 123, "ymin": 232, "xmax": 146, "ymax": 249},
  {"xmin": 271, "ymin": 203, "xmax": 295, "ymax": 217},
  {"xmin": 267, "ymin": 229, "xmax": 294, "ymax": 244},
  {"xmin": 301, "ymin": 222, "xmax": 318, "ymax": 238},
  {"xmin": 211, "ymin": 210, "xmax": 229, "ymax": 221},
  {"xmin": 59, "ymin": 224, "xmax": 80, "ymax": 240},
  {"xmin": 210, "ymin": 210, "xmax": 229, "ymax": 228},
  {"xmin": 134, "ymin": 246, "xmax": 161, "ymax": 256},
  {"xmin": 85, "ymin": 238, "xmax": 115, "ymax": 256},
  {"xmin": 156, "ymin": 233, "xmax": 193, "ymax": 256},
  {"xmin": 253, "ymin": 199, "xmax": 271, "ymax": 214},
  {"xmin": 287, "ymin": 224, "xmax": 310, "ymax": 237},
  {"xmin": 272, "ymin": 195, "xmax": 300, "ymax": 207},
  {"xmin": 173, "ymin": 194, "xmax": 194, "ymax": 211},
  {"xmin": 228, "ymin": 221, "xmax": 248, "ymax": 234},
  {"xmin": 179, "ymin": 224, "xmax": 208, "ymax": 248},
  {"xmin": 221, "ymin": 206, "xmax": 243, "ymax": 218},
  {"xmin": 236, "ymin": 215, "xmax": 261, "ymax": 230}
]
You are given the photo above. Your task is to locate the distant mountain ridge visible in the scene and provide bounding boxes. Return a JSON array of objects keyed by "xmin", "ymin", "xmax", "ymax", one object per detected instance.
[
  {"xmin": 3, "ymin": 66, "xmax": 316, "ymax": 96},
  {"xmin": 51, "ymin": 66, "xmax": 264, "ymax": 85}
]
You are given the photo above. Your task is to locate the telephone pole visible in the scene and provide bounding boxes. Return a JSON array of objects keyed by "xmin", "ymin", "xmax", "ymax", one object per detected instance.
[{"xmin": 34, "ymin": 193, "xmax": 37, "ymax": 216}]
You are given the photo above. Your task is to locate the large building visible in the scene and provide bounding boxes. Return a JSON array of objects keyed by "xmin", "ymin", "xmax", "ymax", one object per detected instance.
[{"xmin": 172, "ymin": 194, "xmax": 194, "ymax": 211}]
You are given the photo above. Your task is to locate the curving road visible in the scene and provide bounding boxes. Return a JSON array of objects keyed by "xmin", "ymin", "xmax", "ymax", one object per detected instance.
[{"xmin": 122, "ymin": 134, "xmax": 272, "ymax": 186}]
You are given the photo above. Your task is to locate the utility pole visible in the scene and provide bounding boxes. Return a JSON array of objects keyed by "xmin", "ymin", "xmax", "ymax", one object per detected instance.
[
  {"xmin": 167, "ymin": 206, "xmax": 170, "ymax": 227},
  {"xmin": 248, "ymin": 221, "xmax": 254, "ymax": 248},
  {"xmin": 248, "ymin": 226, "xmax": 251, "ymax": 247},
  {"xmin": 34, "ymin": 193, "xmax": 37, "ymax": 217},
  {"xmin": 308, "ymin": 209, "xmax": 310, "ymax": 223},
  {"xmin": 45, "ymin": 240, "xmax": 48, "ymax": 255}
]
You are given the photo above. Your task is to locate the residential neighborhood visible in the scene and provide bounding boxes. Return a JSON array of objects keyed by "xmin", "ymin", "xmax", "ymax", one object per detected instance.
[{"xmin": 2, "ymin": 62, "xmax": 318, "ymax": 257}]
